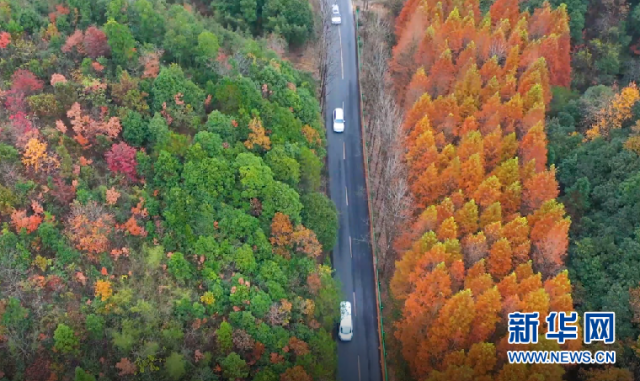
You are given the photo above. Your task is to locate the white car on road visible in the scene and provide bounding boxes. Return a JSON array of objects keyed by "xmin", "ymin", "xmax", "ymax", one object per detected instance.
[
  {"xmin": 339, "ymin": 301, "xmax": 353, "ymax": 341},
  {"xmin": 331, "ymin": 4, "xmax": 342, "ymax": 25},
  {"xmin": 333, "ymin": 108, "xmax": 345, "ymax": 132}
]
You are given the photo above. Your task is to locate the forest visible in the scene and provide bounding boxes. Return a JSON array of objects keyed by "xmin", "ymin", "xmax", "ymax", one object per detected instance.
[
  {"xmin": 373, "ymin": 0, "xmax": 640, "ymax": 379},
  {"xmin": 0, "ymin": 1, "xmax": 341, "ymax": 380}
]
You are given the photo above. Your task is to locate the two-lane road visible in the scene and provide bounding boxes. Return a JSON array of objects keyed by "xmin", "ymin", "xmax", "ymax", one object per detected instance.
[{"xmin": 325, "ymin": 1, "xmax": 383, "ymax": 381}]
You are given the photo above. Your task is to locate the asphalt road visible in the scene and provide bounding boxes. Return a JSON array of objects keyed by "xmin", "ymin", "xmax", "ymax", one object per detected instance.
[{"xmin": 324, "ymin": 1, "xmax": 383, "ymax": 380}]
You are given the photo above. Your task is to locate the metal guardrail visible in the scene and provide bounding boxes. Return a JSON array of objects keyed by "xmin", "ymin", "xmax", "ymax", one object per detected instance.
[{"xmin": 353, "ymin": 7, "xmax": 390, "ymax": 381}]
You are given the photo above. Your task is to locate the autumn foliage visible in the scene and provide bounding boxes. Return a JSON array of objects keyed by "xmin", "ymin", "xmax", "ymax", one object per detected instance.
[
  {"xmin": 11, "ymin": 208, "xmax": 43, "ymax": 234},
  {"xmin": 95, "ymin": 280, "xmax": 113, "ymax": 301},
  {"xmin": 244, "ymin": 117, "xmax": 271, "ymax": 150},
  {"xmin": 586, "ymin": 83, "xmax": 640, "ymax": 140},
  {"xmin": 105, "ymin": 142, "xmax": 138, "ymax": 181},
  {"xmin": 66, "ymin": 201, "xmax": 115, "ymax": 257},
  {"xmin": 0, "ymin": 2, "xmax": 338, "ymax": 380},
  {"xmin": 270, "ymin": 212, "xmax": 322, "ymax": 259},
  {"xmin": 390, "ymin": 0, "xmax": 577, "ymax": 379},
  {"xmin": 63, "ymin": 102, "xmax": 122, "ymax": 148},
  {"xmin": 22, "ymin": 138, "xmax": 59, "ymax": 173},
  {"xmin": 82, "ymin": 26, "xmax": 110, "ymax": 59},
  {"xmin": 0, "ymin": 31, "xmax": 10, "ymax": 49}
]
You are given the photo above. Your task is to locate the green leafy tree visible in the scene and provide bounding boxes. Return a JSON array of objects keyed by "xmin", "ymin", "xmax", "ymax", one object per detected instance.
[
  {"xmin": 236, "ymin": 153, "xmax": 276, "ymax": 200},
  {"xmin": 212, "ymin": 0, "xmax": 258, "ymax": 33},
  {"xmin": 212, "ymin": 76, "xmax": 262, "ymax": 116},
  {"xmin": 103, "ymin": 18, "xmax": 137, "ymax": 66},
  {"xmin": 74, "ymin": 367, "xmax": 96, "ymax": 381},
  {"xmin": 221, "ymin": 352, "xmax": 249, "ymax": 380},
  {"xmin": 205, "ymin": 111, "xmax": 237, "ymax": 143},
  {"xmin": 174, "ymin": 297, "xmax": 205, "ymax": 323},
  {"xmin": 250, "ymin": 289, "xmax": 273, "ymax": 318},
  {"xmin": 131, "ymin": 0, "xmax": 166, "ymax": 44},
  {"xmin": 0, "ymin": 143, "xmax": 19, "ymax": 163},
  {"xmin": 163, "ymin": 5, "xmax": 204, "ymax": 65},
  {"xmin": 151, "ymin": 64, "xmax": 204, "ymax": 113},
  {"xmin": 16, "ymin": 8, "xmax": 42, "ymax": 34},
  {"xmin": 1, "ymin": 297, "xmax": 30, "ymax": 335},
  {"xmin": 56, "ymin": 14, "xmax": 72, "ymax": 34},
  {"xmin": 85, "ymin": 314, "xmax": 105, "ymax": 340},
  {"xmin": 196, "ymin": 31, "xmax": 220, "ymax": 62},
  {"xmin": 112, "ymin": 320, "xmax": 141, "ymax": 353},
  {"xmin": 182, "ymin": 157, "xmax": 234, "ymax": 204},
  {"xmin": 106, "ymin": 0, "xmax": 128, "ymax": 23},
  {"xmin": 254, "ymin": 368, "xmax": 278, "ymax": 381},
  {"xmin": 298, "ymin": 146, "xmax": 322, "ymax": 192},
  {"xmin": 301, "ymin": 192, "xmax": 338, "ymax": 252},
  {"xmin": 308, "ymin": 329, "xmax": 338, "ymax": 380},
  {"xmin": 193, "ymin": 131, "xmax": 223, "ymax": 158},
  {"xmin": 168, "ymin": 252, "xmax": 193, "ymax": 282},
  {"xmin": 217, "ymin": 321, "xmax": 233, "ymax": 353},
  {"xmin": 265, "ymin": 145, "xmax": 300, "ymax": 187},
  {"xmin": 164, "ymin": 352, "xmax": 187, "ymax": 380},
  {"xmin": 122, "ymin": 110, "xmax": 149, "ymax": 147},
  {"xmin": 148, "ymin": 112, "xmax": 171, "ymax": 148},
  {"xmin": 68, "ymin": 0, "xmax": 108, "ymax": 27},
  {"xmin": 235, "ymin": 244, "xmax": 257, "ymax": 273},
  {"xmin": 153, "ymin": 150, "xmax": 182, "ymax": 189},
  {"xmin": 314, "ymin": 269, "xmax": 342, "ymax": 330},
  {"xmin": 27, "ymin": 94, "xmax": 61, "ymax": 118},
  {"xmin": 262, "ymin": 0, "xmax": 314, "ymax": 46},
  {"xmin": 262, "ymin": 181, "xmax": 303, "ymax": 225},
  {"xmin": 54, "ymin": 323, "xmax": 79, "ymax": 354}
]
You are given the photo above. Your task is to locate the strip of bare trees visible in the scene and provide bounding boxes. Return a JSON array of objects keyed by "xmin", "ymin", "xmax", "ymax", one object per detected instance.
[
  {"xmin": 311, "ymin": 0, "xmax": 340, "ymax": 113},
  {"xmin": 359, "ymin": 11, "xmax": 412, "ymax": 276}
]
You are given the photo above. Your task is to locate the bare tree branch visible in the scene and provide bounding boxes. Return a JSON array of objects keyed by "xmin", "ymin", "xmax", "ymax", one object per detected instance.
[
  {"xmin": 359, "ymin": 11, "xmax": 412, "ymax": 276},
  {"xmin": 311, "ymin": 0, "xmax": 341, "ymax": 113}
]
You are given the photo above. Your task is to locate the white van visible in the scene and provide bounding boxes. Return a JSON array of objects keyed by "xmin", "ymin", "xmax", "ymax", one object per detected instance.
[
  {"xmin": 339, "ymin": 301, "xmax": 353, "ymax": 341},
  {"xmin": 331, "ymin": 4, "xmax": 342, "ymax": 25},
  {"xmin": 333, "ymin": 108, "xmax": 345, "ymax": 133}
]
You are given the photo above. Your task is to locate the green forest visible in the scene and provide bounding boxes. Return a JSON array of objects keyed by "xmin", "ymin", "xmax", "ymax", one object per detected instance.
[
  {"xmin": 0, "ymin": 1, "xmax": 340, "ymax": 380},
  {"xmin": 547, "ymin": 0, "xmax": 640, "ymax": 372}
]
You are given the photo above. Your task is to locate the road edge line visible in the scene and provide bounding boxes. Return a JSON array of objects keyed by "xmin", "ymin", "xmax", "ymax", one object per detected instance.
[{"xmin": 353, "ymin": 6, "xmax": 388, "ymax": 381}]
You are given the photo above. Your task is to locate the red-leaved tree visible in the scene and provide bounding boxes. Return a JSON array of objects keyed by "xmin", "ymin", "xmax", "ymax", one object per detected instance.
[
  {"xmin": 83, "ymin": 26, "xmax": 110, "ymax": 58},
  {"xmin": 0, "ymin": 31, "xmax": 10, "ymax": 49},
  {"xmin": 11, "ymin": 69, "xmax": 44, "ymax": 95},
  {"xmin": 62, "ymin": 29, "xmax": 84, "ymax": 54},
  {"xmin": 105, "ymin": 142, "xmax": 138, "ymax": 181}
]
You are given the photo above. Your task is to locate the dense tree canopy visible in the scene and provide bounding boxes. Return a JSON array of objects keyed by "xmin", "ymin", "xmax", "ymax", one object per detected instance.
[
  {"xmin": 211, "ymin": 0, "xmax": 314, "ymax": 46},
  {"xmin": 389, "ymin": 0, "xmax": 579, "ymax": 379},
  {"xmin": 547, "ymin": 82, "xmax": 640, "ymax": 373},
  {"xmin": 0, "ymin": 0, "xmax": 338, "ymax": 380}
]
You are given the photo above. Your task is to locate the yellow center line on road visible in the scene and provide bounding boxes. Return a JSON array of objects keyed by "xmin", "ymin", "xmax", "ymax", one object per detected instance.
[{"xmin": 358, "ymin": 355, "xmax": 361, "ymax": 381}]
